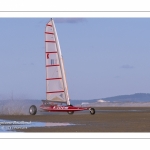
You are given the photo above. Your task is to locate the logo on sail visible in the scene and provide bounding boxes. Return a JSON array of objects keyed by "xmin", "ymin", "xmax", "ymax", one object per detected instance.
[{"xmin": 47, "ymin": 54, "xmax": 49, "ymax": 59}]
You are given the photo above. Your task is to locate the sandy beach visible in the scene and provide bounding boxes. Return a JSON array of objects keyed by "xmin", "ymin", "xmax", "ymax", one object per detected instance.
[{"xmin": 0, "ymin": 107, "xmax": 150, "ymax": 132}]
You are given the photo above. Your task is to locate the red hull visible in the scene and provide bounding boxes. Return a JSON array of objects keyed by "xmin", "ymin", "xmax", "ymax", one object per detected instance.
[{"xmin": 40, "ymin": 104, "xmax": 90, "ymax": 112}]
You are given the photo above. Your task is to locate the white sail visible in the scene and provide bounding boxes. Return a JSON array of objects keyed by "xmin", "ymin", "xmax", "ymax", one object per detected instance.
[{"xmin": 45, "ymin": 18, "xmax": 70, "ymax": 105}]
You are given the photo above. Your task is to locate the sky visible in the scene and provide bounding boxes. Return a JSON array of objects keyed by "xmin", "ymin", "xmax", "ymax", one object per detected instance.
[{"xmin": 0, "ymin": 18, "xmax": 150, "ymax": 100}]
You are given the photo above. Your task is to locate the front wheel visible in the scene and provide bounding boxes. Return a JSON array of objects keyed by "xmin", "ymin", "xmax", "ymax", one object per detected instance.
[
  {"xmin": 29, "ymin": 105, "xmax": 37, "ymax": 115},
  {"xmin": 89, "ymin": 108, "xmax": 95, "ymax": 115},
  {"xmin": 67, "ymin": 111, "xmax": 74, "ymax": 115}
]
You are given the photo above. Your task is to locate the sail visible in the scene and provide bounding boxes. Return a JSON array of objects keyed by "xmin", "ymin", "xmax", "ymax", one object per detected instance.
[{"xmin": 45, "ymin": 19, "xmax": 70, "ymax": 105}]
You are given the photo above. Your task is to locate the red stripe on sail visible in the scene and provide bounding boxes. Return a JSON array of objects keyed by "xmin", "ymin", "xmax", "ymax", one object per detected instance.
[
  {"xmin": 45, "ymin": 32, "xmax": 54, "ymax": 34},
  {"xmin": 46, "ymin": 78, "xmax": 62, "ymax": 80},
  {"xmin": 46, "ymin": 64, "xmax": 60, "ymax": 67},
  {"xmin": 45, "ymin": 40, "xmax": 55, "ymax": 43},
  {"xmin": 47, "ymin": 91, "xmax": 64, "ymax": 93},
  {"xmin": 45, "ymin": 52, "xmax": 57, "ymax": 54},
  {"xmin": 46, "ymin": 24, "xmax": 52, "ymax": 27}
]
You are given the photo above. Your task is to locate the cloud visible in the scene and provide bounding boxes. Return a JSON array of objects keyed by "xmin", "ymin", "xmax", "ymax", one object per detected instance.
[
  {"xmin": 121, "ymin": 64, "xmax": 134, "ymax": 69},
  {"xmin": 54, "ymin": 18, "xmax": 87, "ymax": 23}
]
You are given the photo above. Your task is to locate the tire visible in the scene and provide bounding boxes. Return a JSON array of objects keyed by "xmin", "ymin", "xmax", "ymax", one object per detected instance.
[
  {"xmin": 67, "ymin": 111, "xmax": 74, "ymax": 115},
  {"xmin": 29, "ymin": 105, "xmax": 37, "ymax": 115},
  {"xmin": 89, "ymin": 108, "xmax": 95, "ymax": 115}
]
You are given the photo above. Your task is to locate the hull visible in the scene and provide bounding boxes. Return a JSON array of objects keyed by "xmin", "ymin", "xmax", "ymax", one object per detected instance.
[
  {"xmin": 39, "ymin": 104, "xmax": 90, "ymax": 112},
  {"xmin": 29, "ymin": 102, "xmax": 95, "ymax": 115}
]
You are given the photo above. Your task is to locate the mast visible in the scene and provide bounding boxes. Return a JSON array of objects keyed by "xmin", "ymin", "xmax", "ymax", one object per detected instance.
[{"xmin": 45, "ymin": 18, "xmax": 70, "ymax": 105}]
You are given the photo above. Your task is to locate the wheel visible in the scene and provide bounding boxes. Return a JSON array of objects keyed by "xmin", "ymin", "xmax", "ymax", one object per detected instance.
[
  {"xmin": 67, "ymin": 111, "xmax": 74, "ymax": 115},
  {"xmin": 29, "ymin": 105, "xmax": 37, "ymax": 115},
  {"xmin": 89, "ymin": 108, "xmax": 95, "ymax": 115}
]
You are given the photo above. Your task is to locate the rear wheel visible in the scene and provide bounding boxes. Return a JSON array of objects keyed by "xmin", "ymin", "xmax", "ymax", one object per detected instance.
[
  {"xmin": 29, "ymin": 105, "xmax": 37, "ymax": 115},
  {"xmin": 67, "ymin": 111, "xmax": 74, "ymax": 115},
  {"xmin": 89, "ymin": 108, "xmax": 95, "ymax": 115}
]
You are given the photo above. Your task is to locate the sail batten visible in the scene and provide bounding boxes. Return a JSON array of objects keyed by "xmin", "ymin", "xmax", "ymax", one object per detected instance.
[
  {"xmin": 46, "ymin": 91, "xmax": 64, "ymax": 93},
  {"xmin": 46, "ymin": 64, "xmax": 60, "ymax": 67},
  {"xmin": 45, "ymin": 52, "xmax": 57, "ymax": 53},
  {"xmin": 45, "ymin": 19, "xmax": 70, "ymax": 105}
]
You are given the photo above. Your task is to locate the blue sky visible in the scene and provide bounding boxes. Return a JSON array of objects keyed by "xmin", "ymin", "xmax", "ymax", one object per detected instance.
[{"xmin": 0, "ymin": 18, "xmax": 150, "ymax": 100}]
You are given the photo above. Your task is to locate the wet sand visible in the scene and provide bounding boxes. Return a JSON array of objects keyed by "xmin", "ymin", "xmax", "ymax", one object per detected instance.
[{"xmin": 1, "ymin": 107, "xmax": 150, "ymax": 132}]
